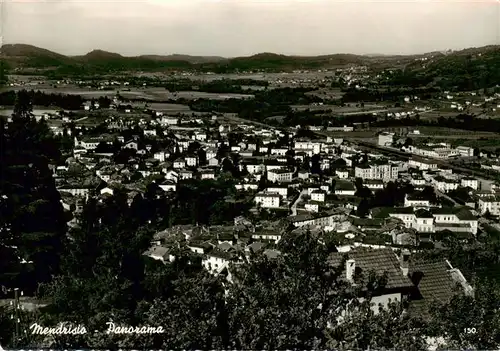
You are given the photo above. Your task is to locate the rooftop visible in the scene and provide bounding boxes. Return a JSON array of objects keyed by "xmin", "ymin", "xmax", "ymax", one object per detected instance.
[{"xmin": 328, "ymin": 248, "xmax": 414, "ymax": 290}]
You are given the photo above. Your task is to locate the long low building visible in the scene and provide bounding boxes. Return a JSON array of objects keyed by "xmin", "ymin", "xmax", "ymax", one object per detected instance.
[{"xmin": 371, "ymin": 206, "xmax": 478, "ymax": 235}]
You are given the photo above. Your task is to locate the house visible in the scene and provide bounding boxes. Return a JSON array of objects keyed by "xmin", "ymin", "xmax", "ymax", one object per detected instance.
[
  {"xmin": 188, "ymin": 241, "xmax": 213, "ymax": 255},
  {"xmin": 153, "ymin": 151, "xmax": 168, "ymax": 163},
  {"xmin": 57, "ymin": 184, "xmax": 95, "ymax": 198},
  {"xmin": 202, "ymin": 249, "xmax": 237, "ymax": 275},
  {"xmin": 100, "ymin": 187, "xmax": 114, "ymax": 196},
  {"xmin": 311, "ymin": 190, "xmax": 326, "ymax": 202},
  {"xmin": 267, "ymin": 168, "xmax": 294, "ymax": 183},
  {"xmin": 355, "ymin": 162, "xmax": 398, "ymax": 181},
  {"xmin": 336, "ymin": 169, "xmax": 349, "ymax": 179},
  {"xmin": 375, "ymin": 206, "xmax": 478, "ymax": 235},
  {"xmin": 123, "ymin": 140, "xmax": 139, "ymax": 150},
  {"xmin": 328, "ymin": 249, "xmax": 415, "ymax": 315},
  {"xmin": 364, "ymin": 179, "xmax": 384, "ymax": 191},
  {"xmin": 255, "ymin": 193, "xmax": 281, "ymax": 208},
  {"xmin": 208, "ymin": 158, "xmax": 219, "ymax": 167},
  {"xmin": 194, "ymin": 132, "xmax": 207, "ymax": 142},
  {"xmin": 408, "ymin": 158, "xmax": 438, "ymax": 171},
  {"xmin": 408, "ymin": 260, "xmax": 473, "ymax": 319},
  {"xmin": 185, "ymin": 155, "xmax": 198, "ymax": 167},
  {"xmin": 265, "ymin": 187, "xmax": 288, "ymax": 198},
  {"xmin": 165, "ymin": 170, "xmax": 179, "ymax": 182},
  {"xmin": 173, "ymin": 158, "xmax": 185, "ymax": 169},
  {"xmin": 200, "ymin": 170, "xmax": 216, "ymax": 180},
  {"xmin": 251, "ymin": 230, "xmax": 282, "ymax": 243},
  {"xmin": 235, "ymin": 183, "xmax": 259, "ymax": 191},
  {"xmin": 432, "ymin": 176, "xmax": 459, "ymax": 193},
  {"xmin": 158, "ymin": 180, "xmax": 176, "ymax": 192},
  {"xmin": 159, "ymin": 116, "xmax": 178, "ymax": 126},
  {"xmin": 294, "ymin": 140, "xmax": 322, "ymax": 154},
  {"xmin": 298, "ymin": 171, "xmax": 310, "ymax": 180},
  {"xmin": 335, "ymin": 180, "xmax": 356, "ymax": 196},
  {"xmin": 271, "ymin": 148, "xmax": 288, "ymax": 156},
  {"xmin": 461, "ymin": 177, "xmax": 479, "ymax": 190},
  {"xmin": 404, "ymin": 194, "xmax": 431, "ymax": 208},
  {"xmin": 146, "ymin": 246, "xmax": 175, "ymax": 264},
  {"xmin": 456, "ymin": 146, "xmax": 474, "ymax": 158},
  {"xmin": 378, "ymin": 132, "xmax": 394, "ymax": 147},
  {"xmin": 477, "ymin": 195, "xmax": 500, "ymax": 216},
  {"xmin": 328, "ymin": 248, "xmax": 472, "ymax": 318},
  {"xmin": 305, "ymin": 202, "xmax": 320, "ymax": 213},
  {"xmin": 205, "ymin": 148, "xmax": 218, "ymax": 160},
  {"xmin": 179, "ymin": 170, "xmax": 193, "ymax": 180},
  {"xmin": 144, "ymin": 129, "xmax": 157, "ymax": 137}
]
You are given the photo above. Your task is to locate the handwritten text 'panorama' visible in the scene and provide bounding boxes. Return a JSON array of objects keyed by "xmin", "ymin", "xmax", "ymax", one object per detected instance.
[{"xmin": 29, "ymin": 322, "xmax": 165, "ymax": 335}]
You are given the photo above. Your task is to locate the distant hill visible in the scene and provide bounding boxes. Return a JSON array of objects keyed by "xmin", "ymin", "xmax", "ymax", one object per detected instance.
[
  {"xmin": 75, "ymin": 49, "xmax": 124, "ymax": 60},
  {"xmin": 2, "ymin": 43, "xmax": 500, "ymax": 86},
  {"xmin": 400, "ymin": 45, "xmax": 500, "ymax": 90},
  {"xmin": 0, "ymin": 44, "xmax": 73, "ymax": 69},
  {"xmin": 139, "ymin": 54, "xmax": 227, "ymax": 64}
]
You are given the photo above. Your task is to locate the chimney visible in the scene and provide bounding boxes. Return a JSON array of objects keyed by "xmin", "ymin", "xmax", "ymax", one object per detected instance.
[
  {"xmin": 400, "ymin": 249, "xmax": 411, "ymax": 276},
  {"xmin": 346, "ymin": 259, "xmax": 355, "ymax": 283}
]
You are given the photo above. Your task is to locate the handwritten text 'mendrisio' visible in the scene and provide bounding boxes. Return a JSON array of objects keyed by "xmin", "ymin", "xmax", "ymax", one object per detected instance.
[{"xmin": 29, "ymin": 322, "xmax": 165, "ymax": 335}]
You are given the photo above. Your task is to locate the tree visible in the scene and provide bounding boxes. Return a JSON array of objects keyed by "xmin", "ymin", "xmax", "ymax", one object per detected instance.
[
  {"xmin": 426, "ymin": 278, "xmax": 500, "ymax": 350},
  {"xmin": 0, "ymin": 91, "xmax": 67, "ymax": 294},
  {"xmin": 140, "ymin": 272, "xmax": 227, "ymax": 349},
  {"xmin": 225, "ymin": 231, "xmax": 353, "ymax": 349},
  {"xmin": 0, "ymin": 60, "xmax": 8, "ymax": 87},
  {"xmin": 356, "ymin": 198, "xmax": 371, "ymax": 218},
  {"xmin": 327, "ymin": 300, "xmax": 427, "ymax": 350}
]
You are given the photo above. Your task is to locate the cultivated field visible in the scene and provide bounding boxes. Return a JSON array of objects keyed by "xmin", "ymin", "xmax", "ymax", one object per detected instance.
[
  {"xmin": 6, "ymin": 85, "xmax": 254, "ymax": 101},
  {"xmin": 148, "ymin": 103, "xmax": 191, "ymax": 112}
]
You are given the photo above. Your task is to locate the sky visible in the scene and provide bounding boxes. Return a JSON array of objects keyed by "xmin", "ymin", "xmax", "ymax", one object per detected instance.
[{"xmin": 2, "ymin": 0, "xmax": 499, "ymax": 57}]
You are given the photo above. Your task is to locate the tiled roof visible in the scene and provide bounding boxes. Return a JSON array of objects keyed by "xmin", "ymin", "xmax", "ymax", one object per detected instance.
[
  {"xmin": 408, "ymin": 260, "xmax": 465, "ymax": 319},
  {"xmin": 328, "ymin": 248, "xmax": 413, "ymax": 290},
  {"xmin": 415, "ymin": 209, "xmax": 433, "ymax": 218}
]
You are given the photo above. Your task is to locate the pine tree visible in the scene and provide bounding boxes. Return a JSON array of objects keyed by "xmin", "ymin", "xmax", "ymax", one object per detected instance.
[{"xmin": 0, "ymin": 91, "xmax": 67, "ymax": 295}]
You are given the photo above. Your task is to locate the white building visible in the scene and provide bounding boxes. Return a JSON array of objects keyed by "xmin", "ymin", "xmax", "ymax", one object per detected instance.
[
  {"xmin": 311, "ymin": 191, "xmax": 326, "ymax": 202},
  {"xmin": 433, "ymin": 176, "xmax": 459, "ymax": 193},
  {"xmin": 185, "ymin": 156, "xmax": 198, "ymax": 167},
  {"xmin": 255, "ymin": 193, "xmax": 281, "ymax": 208},
  {"xmin": 173, "ymin": 159, "xmax": 185, "ymax": 169},
  {"xmin": 355, "ymin": 163, "xmax": 398, "ymax": 181},
  {"xmin": 409, "ymin": 158, "xmax": 438, "ymax": 171},
  {"xmin": 270, "ymin": 148, "xmax": 288, "ymax": 156},
  {"xmin": 294, "ymin": 140, "xmax": 322, "ymax": 154},
  {"xmin": 456, "ymin": 146, "xmax": 474, "ymax": 158},
  {"xmin": 461, "ymin": 178, "xmax": 479, "ymax": 190},
  {"xmin": 387, "ymin": 207, "xmax": 477, "ymax": 235},
  {"xmin": 267, "ymin": 168, "xmax": 294, "ymax": 183},
  {"xmin": 378, "ymin": 132, "xmax": 394, "ymax": 147},
  {"xmin": 404, "ymin": 194, "xmax": 431, "ymax": 208},
  {"xmin": 305, "ymin": 202, "xmax": 320, "ymax": 213},
  {"xmin": 336, "ymin": 169, "xmax": 349, "ymax": 179},
  {"xmin": 478, "ymin": 196, "xmax": 500, "ymax": 216},
  {"xmin": 265, "ymin": 187, "xmax": 288, "ymax": 198}
]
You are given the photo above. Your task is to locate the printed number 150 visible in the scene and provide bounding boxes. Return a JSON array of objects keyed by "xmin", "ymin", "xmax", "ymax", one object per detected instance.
[{"xmin": 464, "ymin": 328, "xmax": 477, "ymax": 334}]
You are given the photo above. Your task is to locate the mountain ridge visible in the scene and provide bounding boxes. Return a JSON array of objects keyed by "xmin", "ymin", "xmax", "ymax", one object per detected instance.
[{"xmin": 2, "ymin": 43, "xmax": 500, "ymax": 78}]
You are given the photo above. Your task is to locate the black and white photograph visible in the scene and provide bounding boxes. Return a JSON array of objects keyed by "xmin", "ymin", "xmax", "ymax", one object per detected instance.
[{"xmin": 1, "ymin": 0, "xmax": 500, "ymax": 349}]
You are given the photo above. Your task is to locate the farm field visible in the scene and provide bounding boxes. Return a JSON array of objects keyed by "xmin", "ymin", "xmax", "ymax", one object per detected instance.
[
  {"xmin": 291, "ymin": 104, "xmax": 392, "ymax": 115},
  {"xmin": 6, "ymin": 85, "xmax": 255, "ymax": 101},
  {"xmin": 148, "ymin": 103, "xmax": 191, "ymax": 111},
  {"xmin": 408, "ymin": 126, "xmax": 499, "ymax": 138}
]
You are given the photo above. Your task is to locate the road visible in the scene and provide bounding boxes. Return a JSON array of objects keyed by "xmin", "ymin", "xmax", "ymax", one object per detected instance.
[
  {"xmin": 338, "ymin": 109, "xmax": 389, "ymax": 116},
  {"xmin": 434, "ymin": 188, "xmax": 458, "ymax": 206},
  {"xmin": 74, "ymin": 116, "xmax": 88, "ymax": 122},
  {"xmin": 290, "ymin": 189, "xmax": 307, "ymax": 216}
]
